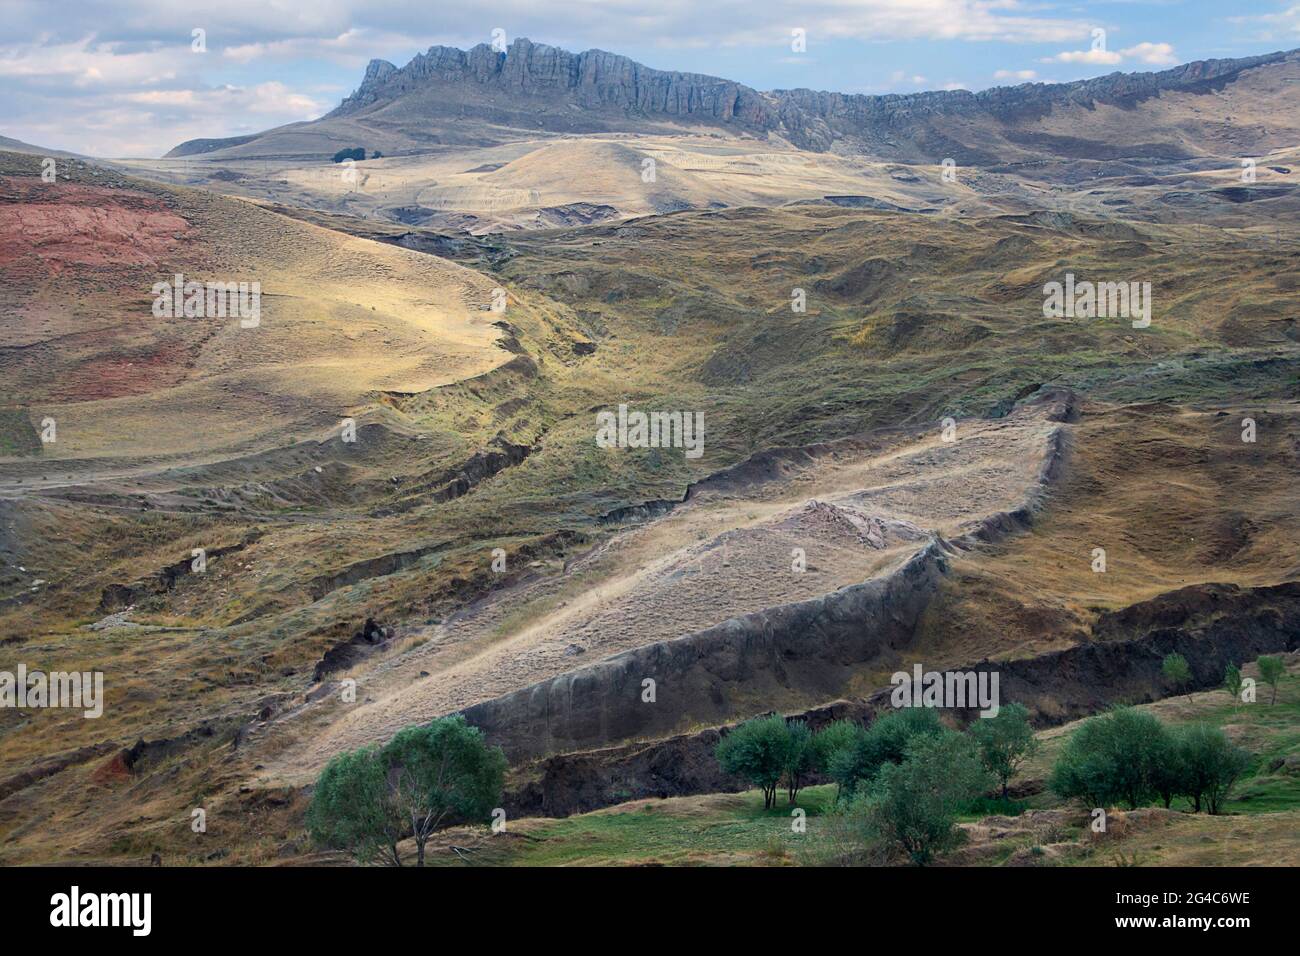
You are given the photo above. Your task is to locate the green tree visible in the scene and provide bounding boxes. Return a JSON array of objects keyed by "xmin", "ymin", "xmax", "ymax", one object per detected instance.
[
  {"xmin": 782, "ymin": 720, "xmax": 816, "ymax": 805},
  {"xmin": 716, "ymin": 715, "xmax": 793, "ymax": 809},
  {"xmin": 854, "ymin": 730, "xmax": 991, "ymax": 865},
  {"xmin": 1224, "ymin": 664, "xmax": 1244, "ymax": 706},
  {"xmin": 812, "ymin": 720, "xmax": 867, "ymax": 800},
  {"xmin": 332, "ymin": 146, "xmax": 365, "ymax": 163},
  {"xmin": 827, "ymin": 707, "xmax": 944, "ymax": 799},
  {"xmin": 1177, "ymin": 724, "xmax": 1250, "ymax": 814},
  {"xmin": 1256, "ymin": 655, "xmax": 1284, "ymax": 704},
  {"xmin": 969, "ymin": 703, "xmax": 1040, "ymax": 799},
  {"xmin": 1161, "ymin": 652, "xmax": 1192, "ymax": 699},
  {"xmin": 811, "ymin": 720, "xmax": 864, "ymax": 770},
  {"xmin": 306, "ymin": 716, "xmax": 505, "ymax": 866},
  {"xmin": 1146, "ymin": 725, "xmax": 1184, "ymax": 810},
  {"xmin": 306, "ymin": 746, "xmax": 404, "ymax": 866},
  {"xmin": 1049, "ymin": 707, "xmax": 1167, "ymax": 810},
  {"xmin": 381, "ymin": 716, "xmax": 507, "ymax": 866}
]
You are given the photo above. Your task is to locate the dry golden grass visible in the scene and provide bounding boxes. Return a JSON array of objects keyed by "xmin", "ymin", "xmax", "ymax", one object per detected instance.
[{"xmin": 2, "ymin": 146, "xmax": 1297, "ymax": 866}]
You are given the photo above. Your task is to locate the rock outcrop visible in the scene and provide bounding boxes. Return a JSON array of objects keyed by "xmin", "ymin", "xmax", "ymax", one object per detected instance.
[
  {"xmin": 462, "ymin": 391, "xmax": 1076, "ymax": 763},
  {"xmin": 330, "ymin": 38, "xmax": 775, "ymax": 129},
  {"xmin": 461, "ymin": 538, "xmax": 950, "ymax": 762},
  {"xmin": 506, "ymin": 580, "xmax": 1300, "ymax": 817}
]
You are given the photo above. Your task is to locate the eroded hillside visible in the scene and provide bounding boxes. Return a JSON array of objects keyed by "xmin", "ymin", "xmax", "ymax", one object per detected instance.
[{"xmin": 1, "ymin": 129, "xmax": 1297, "ymax": 863}]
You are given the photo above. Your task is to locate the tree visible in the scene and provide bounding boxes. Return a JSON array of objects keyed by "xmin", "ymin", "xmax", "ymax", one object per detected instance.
[
  {"xmin": 1224, "ymin": 664, "xmax": 1244, "ymax": 706},
  {"xmin": 969, "ymin": 703, "xmax": 1040, "ymax": 799},
  {"xmin": 867, "ymin": 707, "xmax": 946, "ymax": 766},
  {"xmin": 812, "ymin": 719, "xmax": 866, "ymax": 799},
  {"xmin": 1146, "ymin": 725, "xmax": 1184, "ymax": 810},
  {"xmin": 825, "ymin": 737, "xmax": 869, "ymax": 799},
  {"xmin": 1256, "ymin": 655, "xmax": 1284, "ymax": 705},
  {"xmin": 380, "ymin": 716, "xmax": 507, "ymax": 866},
  {"xmin": 827, "ymin": 707, "xmax": 944, "ymax": 800},
  {"xmin": 854, "ymin": 730, "xmax": 991, "ymax": 865},
  {"xmin": 306, "ymin": 746, "xmax": 405, "ymax": 866},
  {"xmin": 1162, "ymin": 652, "xmax": 1192, "ymax": 700},
  {"xmin": 782, "ymin": 721, "xmax": 816, "ymax": 805},
  {"xmin": 1177, "ymin": 724, "xmax": 1250, "ymax": 814},
  {"xmin": 332, "ymin": 146, "xmax": 365, "ymax": 163},
  {"xmin": 811, "ymin": 720, "xmax": 863, "ymax": 770},
  {"xmin": 306, "ymin": 716, "xmax": 505, "ymax": 866},
  {"xmin": 716, "ymin": 715, "xmax": 793, "ymax": 809},
  {"xmin": 1049, "ymin": 707, "xmax": 1168, "ymax": 809}
]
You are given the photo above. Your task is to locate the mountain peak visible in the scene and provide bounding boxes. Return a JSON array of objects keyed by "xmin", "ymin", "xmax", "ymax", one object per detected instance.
[
  {"xmin": 325, "ymin": 39, "xmax": 1297, "ymax": 157},
  {"xmin": 328, "ymin": 36, "xmax": 768, "ymax": 127}
]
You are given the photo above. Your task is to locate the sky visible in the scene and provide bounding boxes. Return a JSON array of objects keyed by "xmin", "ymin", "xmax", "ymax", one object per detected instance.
[{"xmin": 1, "ymin": 0, "xmax": 1296, "ymax": 158}]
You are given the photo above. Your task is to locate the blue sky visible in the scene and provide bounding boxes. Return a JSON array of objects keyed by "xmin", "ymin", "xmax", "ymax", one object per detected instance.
[{"xmin": 1, "ymin": 1, "xmax": 1296, "ymax": 157}]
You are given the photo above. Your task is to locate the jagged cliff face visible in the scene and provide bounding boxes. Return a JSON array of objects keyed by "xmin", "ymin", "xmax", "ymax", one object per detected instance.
[
  {"xmin": 331, "ymin": 38, "xmax": 777, "ymax": 130},
  {"xmin": 326, "ymin": 38, "xmax": 1297, "ymax": 157},
  {"xmin": 163, "ymin": 37, "xmax": 1297, "ymax": 165}
]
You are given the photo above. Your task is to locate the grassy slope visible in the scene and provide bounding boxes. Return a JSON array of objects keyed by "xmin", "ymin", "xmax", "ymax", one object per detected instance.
[{"xmin": 3, "ymin": 162, "xmax": 1298, "ymax": 864}]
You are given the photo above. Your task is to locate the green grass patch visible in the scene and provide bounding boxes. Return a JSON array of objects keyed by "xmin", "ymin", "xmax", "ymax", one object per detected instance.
[{"xmin": 444, "ymin": 786, "xmax": 840, "ymax": 867}]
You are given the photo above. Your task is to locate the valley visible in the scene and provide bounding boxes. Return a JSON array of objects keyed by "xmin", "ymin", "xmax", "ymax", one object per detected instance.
[{"xmin": 0, "ymin": 34, "xmax": 1297, "ymax": 872}]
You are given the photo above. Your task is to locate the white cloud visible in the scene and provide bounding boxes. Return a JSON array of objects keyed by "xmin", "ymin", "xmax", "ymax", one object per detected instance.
[
  {"xmin": 1120, "ymin": 42, "xmax": 1178, "ymax": 66},
  {"xmin": 993, "ymin": 68, "xmax": 1037, "ymax": 80},
  {"xmin": 117, "ymin": 81, "xmax": 323, "ymax": 117},
  {"xmin": 0, "ymin": 1, "xmax": 1095, "ymax": 50},
  {"xmin": 1042, "ymin": 48, "xmax": 1122, "ymax": 65},
  {"xmin": 889, "ymin": 70, "xmax": 928, "ymax": 85},
  {"xmin": 221, "ymin": 29, "xmax": 421, "ymax": 67},
  {"xmin": 0, "ymin": 35, "xmax": 328, "ymax": 156},
  {"xmin": 0, "ymin": 35, "xmax": 189, "ymax": 87},
  {"xmin": 1228, "ymin": 4, "xmax": 1300, "ymax": 42},
  {"xmin": 1040, "ymin": 40, "xmax": 1179, "ymax": 68}
]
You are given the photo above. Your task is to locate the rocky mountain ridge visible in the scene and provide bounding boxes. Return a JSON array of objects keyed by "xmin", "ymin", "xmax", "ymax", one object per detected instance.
[{"xmin": 324, "ymin": 37, "xmax": 1296, "ymax": 154}]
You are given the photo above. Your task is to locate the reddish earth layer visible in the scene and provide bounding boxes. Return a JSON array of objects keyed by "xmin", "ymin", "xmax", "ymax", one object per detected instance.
[
  {"xmin": 42, "ymin": 336, "xmax": 203, "ymax": 402},
  {"xmin": 0, "ymin": 177, "xmax": 191, "ymax": 277}
]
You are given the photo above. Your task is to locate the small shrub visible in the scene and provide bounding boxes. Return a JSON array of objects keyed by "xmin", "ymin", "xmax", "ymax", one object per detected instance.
[
  {"xmin": 1256, "ymin": 655, "xmax": 1284, "ymax": 704},
  {"xmin": 853, "ymin": 730, "xmax": 991, "ymax": 865},
  {"xmin": 1161, "ymin": 652, "xmax": 1192, "ymax": 699},
  {"xmin": 1224, "ymin": 664, "xmax": 1244, "ymax": 705}
]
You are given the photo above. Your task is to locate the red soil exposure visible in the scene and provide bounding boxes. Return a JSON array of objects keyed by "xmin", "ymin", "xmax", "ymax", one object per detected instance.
[
  {"xmin": 89, "ymin": 750, "xmax": 132, "ymax": 786},
  {"xmin": 43, "ymin": 336, "xmax": 204, "ymax": 402},
  {"xmin": 0, "ymin": 177, "xmax": 191, "ymax": 277}
]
